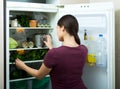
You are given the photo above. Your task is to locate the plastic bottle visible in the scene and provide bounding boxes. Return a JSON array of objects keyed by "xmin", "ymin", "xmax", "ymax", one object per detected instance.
[{"xmin": 96, "ymin": 34, "xmax": 107, "ymax": 67}]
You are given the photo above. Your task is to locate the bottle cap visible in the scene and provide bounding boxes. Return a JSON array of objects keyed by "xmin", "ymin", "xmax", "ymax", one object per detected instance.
[{"xmin": 99, "ymin": 34, "xmax": 103, "ymax": 37}]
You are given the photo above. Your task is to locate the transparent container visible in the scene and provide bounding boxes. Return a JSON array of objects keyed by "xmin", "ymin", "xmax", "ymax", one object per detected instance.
[
  {"xmin": 87, "ymin": 36, "xmax": 97, "ymax": 66},
  {"xmin": 96, "ymin": 34, "xmax": 107, "ymax": 67},
  {"xmin": 35, "ymin": 34, "xmax": 42, "ymax": 48}
]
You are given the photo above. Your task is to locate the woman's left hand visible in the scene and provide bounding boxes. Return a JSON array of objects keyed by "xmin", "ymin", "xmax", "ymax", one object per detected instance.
[
  {"xmin": 43, "ymin": 35, "xmax": 53, "ymax": 49},
  {"xmin": 15, "ymin": 58, "xmax": 26, "ymax": 70}
]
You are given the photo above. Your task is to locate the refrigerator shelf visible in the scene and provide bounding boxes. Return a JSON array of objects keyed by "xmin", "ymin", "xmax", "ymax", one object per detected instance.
[
  {"xmin": 9, "ymin": 47, "xmax": 49, "ymax": 51},
  {"xmin": 10, "ymin": 75, "xmax": 50, "ymax": 82},
  {"xmin": 9, "ymin": 27, "xmax": 53, "ymax": 30},
  {"xmin": 10, "ymin": 60, "xmax": 44, "ymax": 65}
]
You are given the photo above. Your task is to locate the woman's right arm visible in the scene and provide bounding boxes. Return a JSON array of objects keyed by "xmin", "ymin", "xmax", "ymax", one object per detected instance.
[{"xmin": 15, "ymin": 58, "xmax": 52, "ymax": 79}]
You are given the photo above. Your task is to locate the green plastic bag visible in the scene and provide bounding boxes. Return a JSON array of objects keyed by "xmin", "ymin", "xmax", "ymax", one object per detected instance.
[{"xmin": 10, "ymin": 80, "xmax": 27, "ymax": 89}]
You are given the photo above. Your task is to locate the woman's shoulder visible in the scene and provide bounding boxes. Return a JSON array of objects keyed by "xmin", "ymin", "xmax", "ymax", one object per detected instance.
[
  {"xmin": 47, "ymin": 46, "xmax": 65, "ymax": 54},
  {"xmin": 47, "ymin": 47, "xmax": 61, "ymax": 54},
  {"xmin": 47, "ymin": 48, "xmax": 56, "ymax": 54},
  {"xmin": 80, "ymin": 44, "xmax": 87, "ymax": 48},
  {"xmin": 79, "ymin": 44, "xmax": 88, "ymax": 52}
]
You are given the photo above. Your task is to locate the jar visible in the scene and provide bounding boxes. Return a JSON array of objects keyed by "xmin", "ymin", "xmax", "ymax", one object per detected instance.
[
  {"xmin": 11, "ymin": 19, "xmax": 18, "ymax": 27},
  {"xmin": 35, "ymin": 34, "xmax": 42, "ymax": 48},
  {"xmin": 35, "ymin": 34, "xmax": 47, "ymax": 48},
  {"xmin": 29, "ymin": 20, "xmax": 37, "ymax": 27},
  {"xmin": 28, "ymin": 41, "xmax": 34, "ymax": 48}
]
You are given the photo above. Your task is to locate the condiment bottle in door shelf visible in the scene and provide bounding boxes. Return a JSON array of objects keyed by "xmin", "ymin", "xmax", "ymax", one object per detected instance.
[
  {"xmin": 84, "ymin": 29, "xmax": 87, "ymax": 40},
  {"xmin": 83, "ymin": 29, "xmax": 88, "ymax": 47}
]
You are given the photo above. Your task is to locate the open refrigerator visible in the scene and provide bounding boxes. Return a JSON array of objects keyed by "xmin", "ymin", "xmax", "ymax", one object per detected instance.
[{"xmin": 6, "ymin": 1, "xmax": 115, "ymax": 89}]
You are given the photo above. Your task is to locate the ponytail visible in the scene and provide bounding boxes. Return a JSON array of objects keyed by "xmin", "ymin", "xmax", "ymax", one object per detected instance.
[{"xmin": 74, "ymin": 34, "xmax": 81, "ymax": 45}]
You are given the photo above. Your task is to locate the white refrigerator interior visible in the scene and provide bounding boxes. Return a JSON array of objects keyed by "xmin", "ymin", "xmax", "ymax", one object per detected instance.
[{"xmin": 6, "ymin": 1, "xmax": 115, "ymax": 89}]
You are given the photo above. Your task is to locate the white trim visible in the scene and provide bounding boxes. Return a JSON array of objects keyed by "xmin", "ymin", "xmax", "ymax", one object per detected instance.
[{"xmin": 7, "ymin": 1, "xmax": 58, "ymax": 13}]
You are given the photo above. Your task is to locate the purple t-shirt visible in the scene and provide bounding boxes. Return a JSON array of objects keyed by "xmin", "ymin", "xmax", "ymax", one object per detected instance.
[{"xmin": 44, "ymin": 45, "xmax": 88, "ymax": 89}]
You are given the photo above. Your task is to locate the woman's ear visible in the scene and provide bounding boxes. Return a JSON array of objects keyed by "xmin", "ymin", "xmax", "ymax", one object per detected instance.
[{"xmin": 61, "ymin": 26, "xmax": 65, "ymax": 32}]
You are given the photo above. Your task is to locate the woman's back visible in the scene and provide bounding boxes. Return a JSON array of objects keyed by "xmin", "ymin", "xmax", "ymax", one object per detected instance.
[{"xmin": 44, "ymin": 45, "xmax": 88, "ymax": 89}]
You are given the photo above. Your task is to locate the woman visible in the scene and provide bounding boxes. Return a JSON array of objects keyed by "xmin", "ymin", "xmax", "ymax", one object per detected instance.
[{"xmin": 15, "ymin": 14, "xmax": 88, "ymax": 89}]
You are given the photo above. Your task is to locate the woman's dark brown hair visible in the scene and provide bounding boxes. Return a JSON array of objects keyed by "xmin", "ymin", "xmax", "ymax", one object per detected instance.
[{"xmin": 57, "ymin": 14, "xmax": 81, "ymax": 45}]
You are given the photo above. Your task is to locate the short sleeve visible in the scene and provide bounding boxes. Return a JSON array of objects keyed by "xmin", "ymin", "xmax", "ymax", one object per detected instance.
[
  {"xmin": 43, "ymin": 49, "xmax": 57, "ymax": 68},
  {"xmin": 81, "ymin": 45, "xmax": 88, "ymax": 61},
  {"xmin": 82, "ymin": 45, "xmax": 88, "ymax": 54}
]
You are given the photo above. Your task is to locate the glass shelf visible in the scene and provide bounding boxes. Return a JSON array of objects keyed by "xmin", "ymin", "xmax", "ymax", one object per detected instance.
[
  {"xmin": 9, "ymin": 47, "xmax": 49, "ymax": 51},
  {"xmin": 10, "ymin": 60, "xmax": 44, "ymax": 64},
  {"xmin": 10, "ymin": 75, "xmax": 50, "ymax": 82},
  {"xmin": 9, "ymin": 27, "xmax": 53, "ymax": 30}
]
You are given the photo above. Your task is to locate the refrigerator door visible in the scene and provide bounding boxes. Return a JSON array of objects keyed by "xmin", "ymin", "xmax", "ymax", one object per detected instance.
[{"xmin": 58, "ymin": 2, "xmax": 115, "ymax": 89}]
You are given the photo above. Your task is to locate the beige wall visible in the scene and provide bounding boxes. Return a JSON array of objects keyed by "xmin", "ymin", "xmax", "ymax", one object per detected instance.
[{"xmin": 0, "ymin": 0, "xmax": 4, "ymax": 89}]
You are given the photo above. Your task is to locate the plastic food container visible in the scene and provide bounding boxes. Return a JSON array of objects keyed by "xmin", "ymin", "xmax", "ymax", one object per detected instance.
[{"xmin": 29, "ymin": 20, "xmax": 37, "ymax": 27}]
